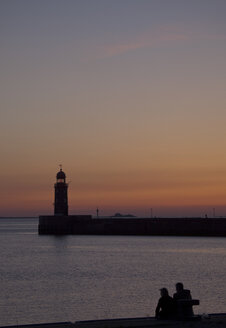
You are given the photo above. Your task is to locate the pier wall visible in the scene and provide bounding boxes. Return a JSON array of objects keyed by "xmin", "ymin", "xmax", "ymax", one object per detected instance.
[{"xmin": 39, "ymin": 216, "xmax": 226, "ymax": 236}]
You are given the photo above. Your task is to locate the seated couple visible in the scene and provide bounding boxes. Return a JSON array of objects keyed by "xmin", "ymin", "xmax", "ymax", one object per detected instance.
[{"xmin": 155, "ymin": 282, "xmax": 192, "ymax": 319}]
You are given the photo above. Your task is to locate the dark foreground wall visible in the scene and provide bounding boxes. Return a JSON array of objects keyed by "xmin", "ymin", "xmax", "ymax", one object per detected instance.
[{"xmin": 39, "ymin": 216, "xmax": 226, "ymax": 236}]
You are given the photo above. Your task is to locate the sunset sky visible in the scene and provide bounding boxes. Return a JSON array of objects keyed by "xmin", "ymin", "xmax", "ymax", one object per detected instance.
[{"xmin": 1, "ymin": 0, "xmax": 226, "ymax": 217}]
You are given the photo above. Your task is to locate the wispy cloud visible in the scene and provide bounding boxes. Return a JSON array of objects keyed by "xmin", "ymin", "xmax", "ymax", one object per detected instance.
[
  {"xmin": 97, "ymin": 25, "xmax": 226, "ymax": 58},
  {"xmin": 99, "ymin": 27, "xmax": 189, "ymax": 58}
]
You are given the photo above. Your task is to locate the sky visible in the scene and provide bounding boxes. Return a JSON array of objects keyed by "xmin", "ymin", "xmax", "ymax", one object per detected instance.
[{"xmin": 1, "ymin": 0, "xmax": 226, "ymax": 217}]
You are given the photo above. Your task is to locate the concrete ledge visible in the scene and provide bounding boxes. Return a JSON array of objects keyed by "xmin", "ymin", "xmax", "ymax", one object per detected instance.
[
  {"xmin": 0, "ymin": 323, "xmax": 72, "ymax": 328},
  {"xmin": 2, "ymin": 314, "xmax": 226, "ymax": 328},
  {"xmin": 74, "ymin": 314, "xmax": 226, "ymax": 328},
  {"xmin": 74, "ymin": 317, "xmax": 157, "ymax": 328}
]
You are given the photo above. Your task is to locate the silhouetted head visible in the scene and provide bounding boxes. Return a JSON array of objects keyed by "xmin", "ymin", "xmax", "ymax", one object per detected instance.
[
  {"xmin": 160, "ymin": 288, "xmax": 169, "ymax": 297},
  {"xmin": 176, "ymin": 282, "xmax": 184, "ymax": 292}
]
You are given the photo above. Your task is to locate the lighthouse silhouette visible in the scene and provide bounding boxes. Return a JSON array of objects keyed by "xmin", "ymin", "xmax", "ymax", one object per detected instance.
[{"xmin": 54, "ymin": 165, "xmax": 68, "ymax": 216}]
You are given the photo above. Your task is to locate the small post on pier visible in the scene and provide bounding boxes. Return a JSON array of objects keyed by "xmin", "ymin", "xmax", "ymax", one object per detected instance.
[{"xmin": 150, "ymin": 208, "xmax": 153, "ymax": 218}]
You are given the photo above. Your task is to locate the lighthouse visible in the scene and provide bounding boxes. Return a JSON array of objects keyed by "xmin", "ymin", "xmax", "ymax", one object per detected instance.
[{"xmin": 54, "ymin": 166, "xmax": 68, "ymax": 216}]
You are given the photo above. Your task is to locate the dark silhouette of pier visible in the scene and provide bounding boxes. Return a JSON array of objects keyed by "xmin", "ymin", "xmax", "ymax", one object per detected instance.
[{"xmin": 39, "ymin": 168, "xmax": 226, "ymax": 236}]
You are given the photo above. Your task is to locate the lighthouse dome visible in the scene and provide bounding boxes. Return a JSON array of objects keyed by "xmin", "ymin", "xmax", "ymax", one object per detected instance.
[{"xmin": 56, "ymin": 168, "xmax": 66, "ymax": 179}]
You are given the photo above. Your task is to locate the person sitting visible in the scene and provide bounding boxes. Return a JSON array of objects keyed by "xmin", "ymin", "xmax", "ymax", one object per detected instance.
[
  {"xmin": 155, "ymin": 288, "xmax": 175, "ymax": 319},
  {"xmin": 173, "ymin": 282, "xmax": 193, "ymax": 317}
]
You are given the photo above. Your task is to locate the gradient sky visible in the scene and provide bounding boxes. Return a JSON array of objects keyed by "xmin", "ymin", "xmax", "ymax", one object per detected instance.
[{"xmin": 1, "ymin": 0, "xmax": 226, "ymax": 217}]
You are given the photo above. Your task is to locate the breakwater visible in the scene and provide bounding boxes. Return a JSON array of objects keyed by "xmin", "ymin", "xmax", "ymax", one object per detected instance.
[{"xmin": 39, "ymin": 216, "xmax": 226, "ymax": 236}]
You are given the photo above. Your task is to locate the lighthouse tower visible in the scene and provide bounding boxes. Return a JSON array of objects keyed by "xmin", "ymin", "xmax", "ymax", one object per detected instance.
[{"xmin": 54, "ymin": 166, "xmax": 68, "ymax": 216}]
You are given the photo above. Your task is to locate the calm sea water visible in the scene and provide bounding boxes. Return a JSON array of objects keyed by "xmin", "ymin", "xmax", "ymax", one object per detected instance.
[{"xmin": 0, "ymin": 218, "xmax": 226, "ymax": 326}]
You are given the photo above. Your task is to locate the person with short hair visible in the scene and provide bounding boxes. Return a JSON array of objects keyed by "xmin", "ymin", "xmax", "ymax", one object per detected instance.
[
  {"xmin": 173, "ymin": 282, "xmax": 192, "ymax": 300},
  {"xmin": 155, "ymin": 288, "xmax": 175, "ymax": 319}
]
